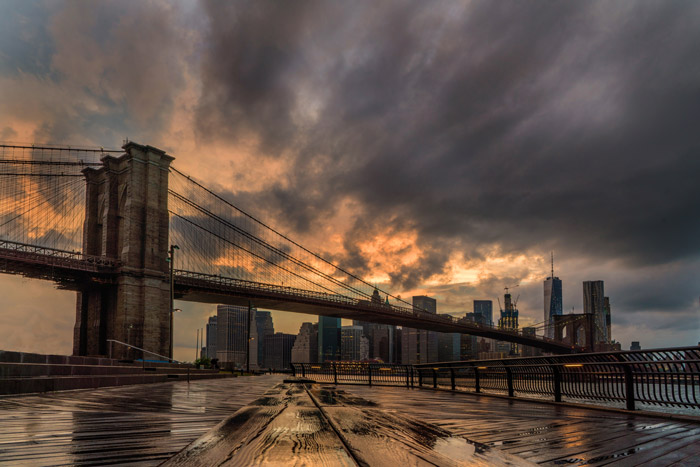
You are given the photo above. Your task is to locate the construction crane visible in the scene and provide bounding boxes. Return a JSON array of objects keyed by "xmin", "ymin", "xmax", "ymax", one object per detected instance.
[{"xmin": 504, "ymin": 284, "xmax": 519, "ymax": 294}]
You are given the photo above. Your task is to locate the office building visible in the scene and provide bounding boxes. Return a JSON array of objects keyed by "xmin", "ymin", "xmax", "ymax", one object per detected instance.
[
  {"xmin": 354, "ymin": 320, "xmax": 396, "ymax": 363},
  {"xmin": 341, "ymin": 325, "xmax": 369, "ymax": 361},
  {"xmin": 401, "ymin": 296, "xmax": 439, "ymax": 364},
  {"xmin": 630, "ymin": 341, "xmax": 641, "ymax": 351},
  {"xmin": 291, "ymin": 322, "xmax": 318, "ymax": 363},
  {"xmin": 264, "ymin": 333, "xmax": 296, "ymax": 370},
  {"xmin": 473, "ymin": 300, "xmax": 493, "ymax": 326},
  {"xmin": 544, "ymin": 256, "xmax": 563, "ymax": 339},
  {"xmin": 604, "ymin": 297, "xmax": 612, "ymax": 343},
  {"xmin": 255, "ymin": 311, "xmax": 274, "ymax": 368},
  {"xmin": 437, "ymin": 326, "xmax": 460, "ymax": 362},
  {"xmin": 393, "ymin": 328, "xmax": 402, "ymax": 364},
  {"xmin": 318, "ymin": 316, "xmax": 341, "ymax": 362},
  {"xmin": 216, "ymin": 304, "xmax": 255, "ymax": 368},
  {"xmin": 583, "ymin": 280, "xmax": 607, "ymax": 343},
  {"xmin": 371, "ymin": 324, "xmax": 395, "ymax": 363},
  {"xmin": 205, "ymin": 315, "xmax": 218, "ymax": 360}
]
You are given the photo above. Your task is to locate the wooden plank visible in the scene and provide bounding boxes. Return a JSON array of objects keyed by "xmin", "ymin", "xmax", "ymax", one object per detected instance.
[
  {"xmin": 0, "ymin": 375, "xmax": 286, "ymax": 465},
  {"xmin": 163, "ymin": 383, "xmax": 356, "ymax": 466},
  {"xmin": 308, "ymin": 386, "xmax": 536, "ymax": 466},
  {"xmin": 340, "ymin": 384, "xmax": 700, "ymax": 467}
]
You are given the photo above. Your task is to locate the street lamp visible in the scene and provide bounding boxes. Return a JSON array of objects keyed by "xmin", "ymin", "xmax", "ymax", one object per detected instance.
[{"xmin": 168, "ymin": 244, "xmax": 180, "ymax": 361}]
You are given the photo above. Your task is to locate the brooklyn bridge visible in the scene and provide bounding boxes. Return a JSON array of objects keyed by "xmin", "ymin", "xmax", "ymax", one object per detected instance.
[{"xmin": 0, "ymin": 142, "xmax": 578, "ymax": 359}]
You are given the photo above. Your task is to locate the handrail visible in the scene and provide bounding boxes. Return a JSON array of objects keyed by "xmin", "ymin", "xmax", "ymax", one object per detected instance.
[
  {"xmin": 106, "ymin": 339, "xmax": 179, "ymax": 363},
  {"xmin": 292, "ymin": 346, "xmax": 700, "ymax": 412}
]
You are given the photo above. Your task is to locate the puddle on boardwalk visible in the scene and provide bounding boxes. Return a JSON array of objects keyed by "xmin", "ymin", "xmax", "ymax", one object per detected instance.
[{"xmin": 433, "ymin": 437, "xmax": 476, "ymax": 460}]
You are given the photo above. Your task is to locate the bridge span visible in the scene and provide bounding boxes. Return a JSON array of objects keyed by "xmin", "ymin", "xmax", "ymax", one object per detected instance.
[{"xmin": 0, "ymin": 142, "xmax": 579, "ymax": 358}]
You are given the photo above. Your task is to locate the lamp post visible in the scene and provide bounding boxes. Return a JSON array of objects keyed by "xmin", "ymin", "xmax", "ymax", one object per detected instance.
[{"xmin": 169, "ymin": 244, "xmax": 179, "ymax": 361}]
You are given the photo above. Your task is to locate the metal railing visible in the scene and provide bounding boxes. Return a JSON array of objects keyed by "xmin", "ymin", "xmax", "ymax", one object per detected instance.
[
  {"xmin": 292, "ymin": 347, "xmax": 700, "ymax": 411},
  {"xmin": 0, "ymin": 239, "xmax": 119, "ymax": 271}
]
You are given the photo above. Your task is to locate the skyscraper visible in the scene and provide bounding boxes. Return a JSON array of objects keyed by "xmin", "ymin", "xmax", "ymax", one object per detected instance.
[
  {"xmin": 473, "ymin": 300, "xmax": 493, "ymax": 326},
  {"xmin": 264, "ymin": 333, "xmax": 296, "ymax": 370},
  {"xmin": 544, "ymin": 254, "xmax": 563, "ymax": 339},
  {"xmin": 255, "ymin": 311, "xmax": 274, "ymax": 368},
  {"xmin": 205, "ymin": 315, "xmax": 218, "ymax": 360},
  {"xmin": 318, "ymin": 316, "xmax": 341, "ymax": 362},
  {"xmin": 401, "ymin": 296, "xmax": 439, "ymax": 364},
  {"xmin": 583, "ymin": 280, "xmax": 606, "ymax": 343},
  {"xmin": 216, "ymin": 304, "xmax": 255, "ymax": 368},
  {"xmin": 371, "ymin": 324, "xmax": 395, "ymax": 363},
  {"xmin": 341, "ymin": 325, "xmax": 369, "ymax": 361},
  {"xmin": 291, "ymin": 322, "xmax": 318, "ymax": 363},
  {"xmin": 604, "ymin": 297, "xmax": 612, "ymax": 343},
  {"xmin": 437, "ymin": 325, "xmax": 460, "ymax": 362}
]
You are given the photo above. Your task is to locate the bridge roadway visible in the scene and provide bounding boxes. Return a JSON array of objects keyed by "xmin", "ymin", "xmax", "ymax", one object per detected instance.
[
  {"xmin": 0, "ymin": 240, "xmax": 574, "ymax": 353},
  {"xmin": 1, "ymin": 376, "xmax": 697, "ymax": 465}
]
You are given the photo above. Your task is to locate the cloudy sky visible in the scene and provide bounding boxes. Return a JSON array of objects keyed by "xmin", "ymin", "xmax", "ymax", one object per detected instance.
[{"xmin": 1, "ymin": 0, "xmax": 698, "ymax": 361}]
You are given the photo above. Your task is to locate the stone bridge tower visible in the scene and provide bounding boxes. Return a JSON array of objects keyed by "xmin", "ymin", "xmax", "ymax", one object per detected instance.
[
  {"xmin": 552, "ymin": 313, "xmax": 596, "ymax": 352},
  {"xmin": 73, "ymin": 142, "xmax": 173, "ymax": 359}
]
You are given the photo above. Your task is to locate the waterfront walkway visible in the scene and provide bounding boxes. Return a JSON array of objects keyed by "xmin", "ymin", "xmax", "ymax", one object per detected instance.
[
  {"xmin": 1, "ymin": 376, "xmax": 698, "ymax": 465},
  {"xmin": 0, "ymin": 375, "xmax": 284, "ymax": 465},
  {"xmin": 347, "ymin": 385, "xmax": 700, "ymax": 465}
]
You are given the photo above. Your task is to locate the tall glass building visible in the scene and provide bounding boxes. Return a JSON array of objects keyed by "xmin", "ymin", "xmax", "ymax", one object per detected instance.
[
  {"xmin": 318, "ymin": 316, "xmax": 341, "ymax": 362},
  {"xmin": 473, "ymin": 300, "xmax": 493, "ymax": 326},
  {"xmin": 544, "ymin": 276, "xmax": 563, "ymax": 339}
]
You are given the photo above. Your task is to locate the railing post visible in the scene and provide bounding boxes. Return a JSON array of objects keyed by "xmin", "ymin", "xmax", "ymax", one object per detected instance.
[
  {"xmin": 368, "ymin": 365, "xmax": 372, "ymax": 386},
  {"xmin": 418, "ymin": 369, "xmax": 423, "ymax": 387},
  {"xmin": 504, "ymin": 363, "xmax": 514, "ymax": 397},
  {"xmin": 474, "ymin": 367, "xmax": 481, "ymax": 393},
  {"xmin": 333, "ymin": 362, "xmax": 338, "ymax": 385},
  {"xmin": 410, "ymin": 366, "xmax": 414, "ymax": 388},
  {"xmin": 432, "ymin": 368, "xmax": 437, "ymax": 389},
  {"xmin": 406, "ymin": 366, "xmax": 410, "ymax": 387},
  {"xmin": 301, "ymin": 365, "xmax": 306, "ymax": 378},
  {"xmin": 623, "ymin": 364, "xmax": 635, "ymax": 411},
  {"xmin": 450, "ymin": 368, "xmax": 456, "ymax": 391},
  {"xmin": 552, "ymin": 363, "xmax": 562, "ymax": 403}
]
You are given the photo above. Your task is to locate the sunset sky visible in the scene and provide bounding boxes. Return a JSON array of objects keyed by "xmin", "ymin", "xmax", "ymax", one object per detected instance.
[{"xmin": 1, "ymin": 1, "xmax": 699, "ymax": 361}]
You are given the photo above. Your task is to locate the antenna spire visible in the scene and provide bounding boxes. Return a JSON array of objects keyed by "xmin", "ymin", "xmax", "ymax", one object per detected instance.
[{"xmin": 551, "ymin": 251, "xmax": 554, "ymax": 278}]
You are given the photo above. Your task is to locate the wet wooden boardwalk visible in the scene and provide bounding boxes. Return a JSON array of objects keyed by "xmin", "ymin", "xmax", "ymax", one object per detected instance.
[
  {"xmin": 347, "ymin": 385, "xmax": 700, "ymax": 466},
  {"xmin": 164, "ymin": 381, "xmax": 525, "ymax": 466},
  {"xmin": 0, "ymin": 375, "xmax": 284, "ymax": 465},
  {"xmin": 0, "ymin": 376, "xmax": 698, "ymax": 465}
]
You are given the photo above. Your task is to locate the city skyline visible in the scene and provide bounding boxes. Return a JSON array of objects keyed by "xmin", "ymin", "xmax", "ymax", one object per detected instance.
[{"xmin": 1, "ymin": 1, "xmax": 699, "ymax": 360}]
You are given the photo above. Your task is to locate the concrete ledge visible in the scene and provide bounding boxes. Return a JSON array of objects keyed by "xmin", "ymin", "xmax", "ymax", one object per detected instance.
[
  {"xmin": 0, "ymin": 372, "xmax": 232, "ymax": 395},
  {"xmin": 0, "ymin": 362, "xmax": 220, "ymax": 378}
]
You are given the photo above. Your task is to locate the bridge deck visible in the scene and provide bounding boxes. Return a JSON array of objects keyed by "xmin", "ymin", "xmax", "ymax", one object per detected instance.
[{"xmin": 1, "ymin": 376, "xmax": 698, "ymax": 465}]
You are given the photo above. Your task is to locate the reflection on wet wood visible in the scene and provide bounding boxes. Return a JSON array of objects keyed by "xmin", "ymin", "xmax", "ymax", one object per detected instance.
[
  {"xmin": 166, "ymin": 382, "xmax": 532, "ymax": 466},
  {"xmin": 344, "ymin": 385, "xmax": 700, "ymax": 466},
  {"xmin": 163, "ymin": 384, "xmax": 355, "ymax": 466},
  {"xmin": 0, "ymin": 375, "xmax": 285, "ymax": 465},
  {"xmin": 309, "ymin": 387, "xmax": 529, "ymax": 466}
]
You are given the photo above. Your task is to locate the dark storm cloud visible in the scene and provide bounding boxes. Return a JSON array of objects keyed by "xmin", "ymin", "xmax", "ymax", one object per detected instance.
[{"xmin": 198, "ymin": 1, "xmax": 700, "ymax": 289}]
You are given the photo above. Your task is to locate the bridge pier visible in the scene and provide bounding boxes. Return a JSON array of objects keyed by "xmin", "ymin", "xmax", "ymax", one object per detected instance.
[{"xmin": 73, "ymin": 142, "xmax": 174, "ymax": 359}]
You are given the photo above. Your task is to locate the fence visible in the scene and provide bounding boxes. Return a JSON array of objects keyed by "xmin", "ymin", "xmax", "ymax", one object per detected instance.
[{"xmin": 292, "ymin": 347, "xmax": 700, "ymax": 411}]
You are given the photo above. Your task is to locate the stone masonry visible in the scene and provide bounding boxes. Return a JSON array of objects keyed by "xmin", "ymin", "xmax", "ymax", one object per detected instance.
[{"xmin": 73, "ymin": 142, "xmax": 174, "ymax": 359}]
